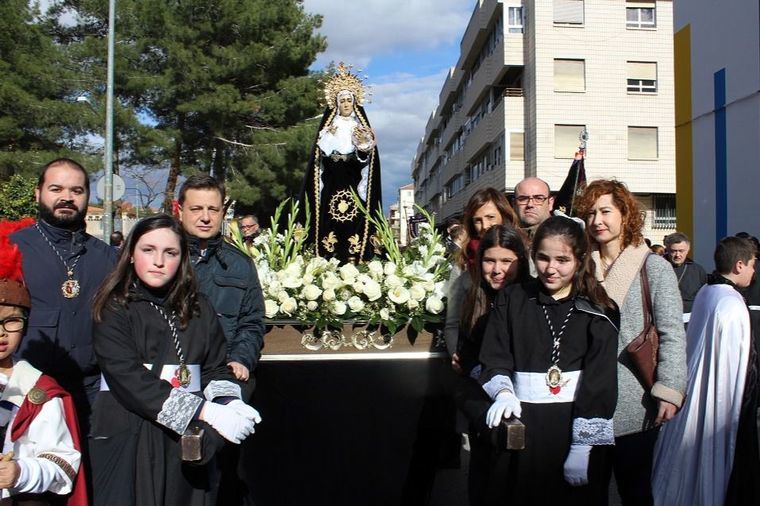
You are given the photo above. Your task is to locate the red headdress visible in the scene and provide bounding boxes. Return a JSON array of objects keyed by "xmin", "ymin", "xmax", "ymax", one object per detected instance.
[{"xmin": 0, "ymin": 217, "xmax": 35, "ymax": 308}]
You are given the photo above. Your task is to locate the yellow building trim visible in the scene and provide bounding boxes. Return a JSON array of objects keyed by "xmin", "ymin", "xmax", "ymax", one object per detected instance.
[{"xmin": 674, "ymin": 25, "xmax": 694, "ymax": 243}]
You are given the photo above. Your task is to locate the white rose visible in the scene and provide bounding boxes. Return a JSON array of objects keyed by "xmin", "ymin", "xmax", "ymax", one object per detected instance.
[
  {"xmin": 331, "ymin": 301, "xmax": 347, "ymax": 316},
  {"xmin": 339, "ymin": 263, "xmax": 360, "ymax": 282},
  {"xmin": 425, "ymin": 296, "xmax": 444, "ymax": 314},
  {"xmin": 379, "ymin": 308, "xmax": 391, "ymax": 321},
  {"xmin": 277, "ymin": 291, "xmax": 290, "ymax": 304},
  {"xmin": 302, "ymin": 284, "xmax": 322, "ymax": 301},
  {"xmin": 264, "ymin": 299, "xmax": 279, "ymax": 318},
  {"xmin": 280, "ymin": 297, "xmax": 298, "ymax": 316},
  {"xmin": 339, "ymin": 289, "xmax": 352, "ymax": 301},
  {"xmin": 407, "ymin": 298, "xmax": 420, "ymax": 310},
  {"xmin": 367, "ymin": 260, "xmax": 384, "ymax": 276},
  {"xmin": 409, "ymin": 284, "xmax": 426, "ymax": 301},
  {"xmin": 388, "ymin": 286, "xmax": 410, "ymax": 305},
  {"xmin": 347, "ymin": 296, "xmax": 364, "ymax": 312},
  {"xmin": 384, "ymin": 274, "xmax": 403, "ymax": 289},
  {"xmin": 362, "ymin": 279, "xmax": 382, "ymax": 301},
  {"xmin": 357, "ymin": 273, "xmax": 372, "ymax": 285},
  {"xmin": 306, "ymin": 300, "xmax": 318, "ymax": 311},
  {"xmin": 383, "ymin": 262, "xmax": 397, "ymax": 276},
  {"xmin": 321, "ymin": 272, "xmax": 341, "ymax": 290},
  {"xmin": 323, "ymin": 288, "xmax": 336, "ymax": 301},
  {"xmin": 281, "ymin": 275, "xmax": 303, "ymax": 289},
  {"xmin": 303, "ymin": 273, "xmax": 314, "ymax": 285}
]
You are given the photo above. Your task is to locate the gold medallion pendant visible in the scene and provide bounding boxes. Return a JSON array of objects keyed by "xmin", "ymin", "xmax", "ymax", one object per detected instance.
[
  {"xmin": 178, "ymin": 364, "xmax": 192, "ymax": 387},
  {"xmin": 61, "ymin": 278, "xmax": 81, "ymax": 299},
  {"xmin": 546, "ymin": 365, "xmax": 568, "ymax": 395}
]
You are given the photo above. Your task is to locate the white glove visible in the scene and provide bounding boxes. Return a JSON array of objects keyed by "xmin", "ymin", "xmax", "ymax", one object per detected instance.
[
  {"xmin": 486, "ymin": 390, "xmax": 522, "ymax": 428},
  {"xmin": 200, "ymin": 401, "xmax": 256, "ymax": 444},
  {"xmin": 563, "ymin": 444, "xmax": 592, "ymax": 486},
  {"xmin": 227, "ymin": 399, "xmax": 262, "ymax": 424}
]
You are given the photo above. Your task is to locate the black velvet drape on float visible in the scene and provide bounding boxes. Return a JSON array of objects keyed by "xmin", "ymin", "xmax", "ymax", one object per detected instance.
[{"xmin": 298, "ymin": 105, "xmax": 382, "ymax": 263}]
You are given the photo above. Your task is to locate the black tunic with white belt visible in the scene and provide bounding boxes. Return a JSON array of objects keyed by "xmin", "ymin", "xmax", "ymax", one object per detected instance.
[{"xmin": 479, "ymin": 279, "xmax": 619, "ymax": 504}]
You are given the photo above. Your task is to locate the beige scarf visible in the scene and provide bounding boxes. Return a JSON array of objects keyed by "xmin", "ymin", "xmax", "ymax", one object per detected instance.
[{"xmin": 591, "ymin": 243, "xmax": 651, "ymax": 308}]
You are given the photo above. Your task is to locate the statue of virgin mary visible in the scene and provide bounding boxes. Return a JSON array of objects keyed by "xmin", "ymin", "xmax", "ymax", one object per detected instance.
[{"xmin": 299, "ymin": 63, "xmax": 382, "ymax": 263}]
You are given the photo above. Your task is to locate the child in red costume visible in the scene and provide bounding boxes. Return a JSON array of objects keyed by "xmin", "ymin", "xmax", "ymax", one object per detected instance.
[{"xmin": 0, "ymin": 219, "xmax": 86, "ymax": 505}]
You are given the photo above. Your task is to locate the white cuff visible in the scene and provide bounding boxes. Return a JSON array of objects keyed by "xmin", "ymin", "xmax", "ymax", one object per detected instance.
[
  {"xmin": 203, "ymin": 380, "xmax": 241, "ymax": 401},
  {"xmin": 156, "ymin": 389, "xmax": 203, "ymax": 435},
  {"xmin": 482, "ymin": 374, "xmax": 515, "ymax": 400},
  {"xmin": 572, "ymin": 417, "xmax": 614, "ymax": 445}
]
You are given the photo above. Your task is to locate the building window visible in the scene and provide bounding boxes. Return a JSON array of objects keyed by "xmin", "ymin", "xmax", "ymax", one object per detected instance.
[
  {"xmin": 626, "ymin": 1, "xmax": 656, "ymax": 29},
  {"xmin": 508, "ymin": 6, "xmax": 524, "ymax": 33},
  {"xmin": 554, "ymin": 59, "xmax": 586, "ymax": 92},
  {"xmin": 627, "ymin": 61, "xmax": 657, "ymax": 93},
  {"xmin": 554, "ymin": 124, "xmax": 586, "ymax": 158},
  {"xmin": 652, "ymin": 194, "xmax": 676, "ymax": 229},
  {"xmin": 509, "ymin": 132, "xmax": 524, "ymax": 161},
  {"xmin": 554, "ymin": 0, "xmax": 584, "ymax": 25},
  {"xmin": 628, "ymin": 126, "xmax": 658, "ymax": 159}
]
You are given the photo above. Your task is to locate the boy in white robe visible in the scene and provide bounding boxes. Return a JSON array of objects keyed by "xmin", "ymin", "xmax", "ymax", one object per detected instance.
[{"xmin": 652, "ymin": 236, "xmax": 757, "ymax": 506}]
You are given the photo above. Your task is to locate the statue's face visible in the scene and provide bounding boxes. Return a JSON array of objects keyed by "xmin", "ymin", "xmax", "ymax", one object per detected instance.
[{"xmin": 338, "ymin": 93, "xmax": 354, "ymax": 117}]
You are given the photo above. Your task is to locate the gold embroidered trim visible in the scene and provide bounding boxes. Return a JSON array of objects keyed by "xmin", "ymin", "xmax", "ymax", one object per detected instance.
[
  {"xmin": 328, "ymin": 190, "xmax": 359, "ymax": 223},
  {"xmin": 348, "ymin": 234, "xmax": 361, "ymax": 254},
  {"xmin": 322, "ymin": 232, "xmax": 338, "ymax": 253},
  {"xmin": 39, "ymin": 452, "xmax": 77, "ymax": 483}
]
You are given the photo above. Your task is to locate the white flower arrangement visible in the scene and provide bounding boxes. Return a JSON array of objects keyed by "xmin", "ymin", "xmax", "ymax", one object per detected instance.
[{"xmin": 228, "ymin": 198, "xmax": 450, "ymax": 334}]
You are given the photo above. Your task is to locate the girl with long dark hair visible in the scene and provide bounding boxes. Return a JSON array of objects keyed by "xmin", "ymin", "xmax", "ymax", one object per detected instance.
[
  {"xmin": 89, "ymin": 214, "xmax": 260, "ymax": 506},
  {"xmin": 479, "ymin": 216, "xmax": 619, "ymax": 504}
]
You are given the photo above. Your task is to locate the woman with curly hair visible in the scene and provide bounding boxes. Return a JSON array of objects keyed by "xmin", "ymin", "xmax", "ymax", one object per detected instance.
[{"xmin": 575, "ymin": 179, "xmax": 686, "ymax": 505}]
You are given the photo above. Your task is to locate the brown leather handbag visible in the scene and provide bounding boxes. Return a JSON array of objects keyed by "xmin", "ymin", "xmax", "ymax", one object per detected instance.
[{"xmin": 625, "ymin": 261, "xmax": 659, "ymax": 390}]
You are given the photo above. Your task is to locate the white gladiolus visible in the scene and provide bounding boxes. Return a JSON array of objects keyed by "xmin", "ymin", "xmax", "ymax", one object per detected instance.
[
  {"xmin": 425, "ymin": 296, "xmax": 444, "ymax": 314},
  {"xmin": 264, "ymin": 299, "xmax": 279, "ymax": 318},
  {"xmin": 302, "ymin": 284, "xmax": 322, "ymax": 301},
  {"xmin": 383, "ymin": 262, "xmax": 397, "ymax": 276},
  {"xmin": 347, "ymin": 296, "xmax": 364, "ymax": 312},
  {"xmin": 388, "ymin": 286, "xmax": 411, "ymax": 304},
  {"xmin": 409, "ymin": 284, "xmax": 426, "ymax": 301},
  {"xmin": 331, "ymin": 301, "xmax": 347, "ymax": 316}
]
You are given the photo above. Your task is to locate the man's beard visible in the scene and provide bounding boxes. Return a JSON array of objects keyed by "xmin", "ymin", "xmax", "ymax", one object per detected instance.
[{"xmin": 39, "ymin": 201, "xmax": 86, "ymax": 230}]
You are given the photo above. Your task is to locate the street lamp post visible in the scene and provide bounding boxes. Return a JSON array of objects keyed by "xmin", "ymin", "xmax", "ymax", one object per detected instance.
[{"xmin": 103, "ymin": 0, "xmax": 116, "ymax": 244}]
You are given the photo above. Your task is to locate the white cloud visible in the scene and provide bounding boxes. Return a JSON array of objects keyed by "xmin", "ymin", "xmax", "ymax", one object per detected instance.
[
  {"xmin": 303, "ymin": 0, "xmax": 471, "ymax": 68},
  {"xmin": 363, "ymin": 72, "xmax": 448, "ymax": 209}
]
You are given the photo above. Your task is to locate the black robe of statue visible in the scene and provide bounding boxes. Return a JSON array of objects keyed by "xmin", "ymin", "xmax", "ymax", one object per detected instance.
[{"xmin": 298, "ymin": 105, "xmax": 382, "ymax": 263}]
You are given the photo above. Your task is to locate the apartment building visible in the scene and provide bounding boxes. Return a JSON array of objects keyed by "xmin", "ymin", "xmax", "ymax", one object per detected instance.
[
  {"xmin": 673, "ymin": 0, "xmax": 759, "ymax": 265},
  {"xmin": 412, "ymin": 0, "xmax": 676, "ymax": 241}
]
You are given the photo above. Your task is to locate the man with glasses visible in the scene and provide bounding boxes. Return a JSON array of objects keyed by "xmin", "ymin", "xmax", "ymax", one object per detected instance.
[
  {"xmin": 238, "ymin": 215, "xmax": 260, "ymax": 245},
  {"xmin": 513, "ymin": 177, "xmax": 555, "ymax": 241}
]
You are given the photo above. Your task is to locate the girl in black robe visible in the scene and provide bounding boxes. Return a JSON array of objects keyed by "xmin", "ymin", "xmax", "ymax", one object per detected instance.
[
  {"xmin": 89, "ymin": 215, "xmax": 260, "ymax": 506},
  {"xmin": 479, "ymin": 216, "xmax": 619, "ymax": 505}
]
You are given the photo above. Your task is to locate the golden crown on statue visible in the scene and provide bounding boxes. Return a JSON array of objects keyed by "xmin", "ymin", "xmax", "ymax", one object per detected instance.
[{"xmin": 323, "ymin": 62, "xmax": 370, "ymax": 109}]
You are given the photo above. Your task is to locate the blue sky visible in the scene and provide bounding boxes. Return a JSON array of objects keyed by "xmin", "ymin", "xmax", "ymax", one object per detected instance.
[
  {"xmin": 39, "ymin": 0, "xmax": 474, "ymax": 213},
  {"xmin": 302, "ymin": 0, "xmax": 473, "ymax": 212}
]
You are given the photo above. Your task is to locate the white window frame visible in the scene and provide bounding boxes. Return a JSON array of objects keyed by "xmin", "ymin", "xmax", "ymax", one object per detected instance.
[
  {"xmin": 508, "ymin": 6, "xmax": 524, "ymax": 33},
  {"xmin": 626, "ymin": 2, "xmax": 656, "ymax": 29},
  {"xmin": 627, "ymin": 61, "xmax": 657, "ymax": 93}
]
